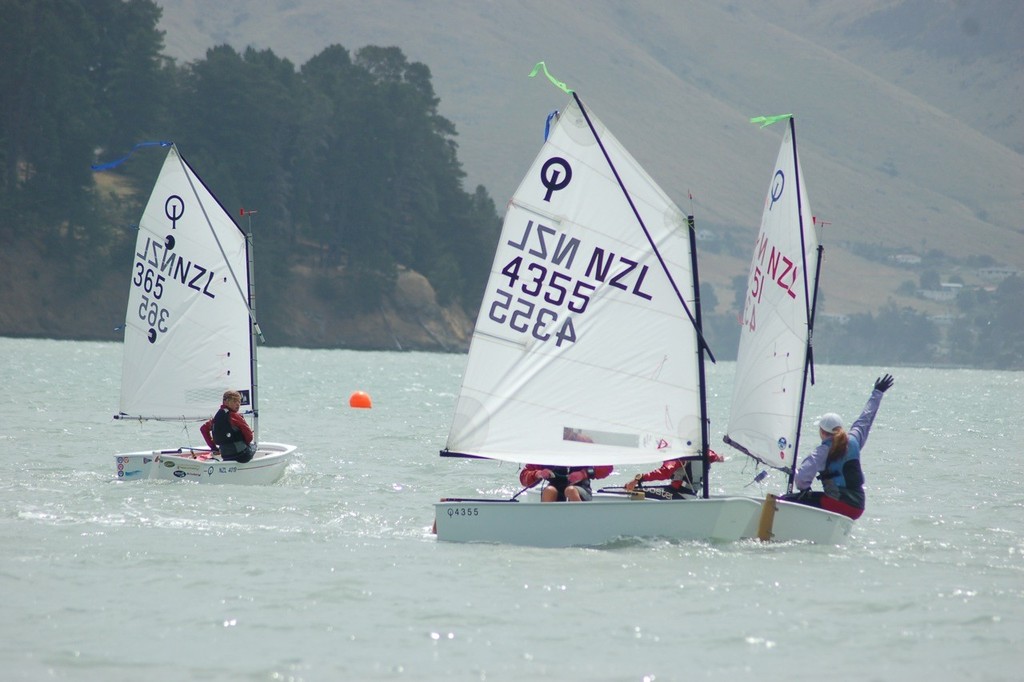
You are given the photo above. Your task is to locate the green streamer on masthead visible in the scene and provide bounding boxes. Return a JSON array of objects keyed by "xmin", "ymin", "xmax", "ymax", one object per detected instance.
[
  {"xmin": 750, "ymin": 114, "xmax": 793, "ymax": 128},
  {"xmin": 529, "ymin": 62, "xmax": 574, "ymax": 94}
]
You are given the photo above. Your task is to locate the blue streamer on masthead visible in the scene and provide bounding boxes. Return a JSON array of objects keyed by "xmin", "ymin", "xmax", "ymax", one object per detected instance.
[
  {"xmin": 543, "ymin": 110, "xmax": 559, "ymax": 141},
  {"xmin": 91, "ymin": 141, "xmax": 173, "ymax": 171}
]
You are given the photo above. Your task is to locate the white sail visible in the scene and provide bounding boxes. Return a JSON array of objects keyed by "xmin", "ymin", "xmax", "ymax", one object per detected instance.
[
  {"xmin": 118, "ymin": 146, "xmax": 254, "ymax": 421},
  {"xmin": 725, "ymin": 117, "xmax": 817, "ymax": 474},
  {"xmin": 445, "ymin": 97, "xmax": 702, "ymax": 467}
]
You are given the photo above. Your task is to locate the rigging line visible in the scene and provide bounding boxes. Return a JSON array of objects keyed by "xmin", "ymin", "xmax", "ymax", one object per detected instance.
[
  {"xmin": 570, "ymin": 91, "xmax": 713, "ymax": 356},
  {"xmin": 806, "ymin": 243, "xmax": 824, "ymax": 389},
  {"xmin": 170, "ymin": 145, "xmax": 258, "ymax": 331},
  {"xmin": 510, "ymin": 486, "xmax": 530, "ymax": 501},
  {"xmin": 722, "ymin": 435, "xmax": 793, "ymax": 475},
  {"xmin": 790, "ymin": 242, "xmax": 824, "ymax": 492},
  {"xmin": 744, "ymin": 470, "xmax": 771, "ymax": 488}
]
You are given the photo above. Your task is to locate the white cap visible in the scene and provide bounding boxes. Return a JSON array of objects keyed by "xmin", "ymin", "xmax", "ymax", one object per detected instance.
[{"xmin": 817, "ymin": 413, "xmax": 844, "ymax": 433}]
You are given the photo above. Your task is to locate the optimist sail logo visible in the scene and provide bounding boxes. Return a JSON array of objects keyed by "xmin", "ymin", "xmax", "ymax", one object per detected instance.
[
  {"xmin": 769, "ymin": 170, "xmax": 785, "ymax": 210},
  {"xmin": 540, "ymin": 157, "xmax": 572, "ymax": 201}
]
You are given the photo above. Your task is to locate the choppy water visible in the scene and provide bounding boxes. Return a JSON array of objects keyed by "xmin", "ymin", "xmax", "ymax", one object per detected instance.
[{"xmin": 1, "ymin": 337, "xmax": 1021, "ymax": 681}]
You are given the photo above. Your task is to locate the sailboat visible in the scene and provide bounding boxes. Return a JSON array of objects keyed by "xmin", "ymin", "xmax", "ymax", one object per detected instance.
[
  {"xmin": 724, "ymin": 115, "xmax": 853, "ymax": 543},
  {"xmin": 433, "ymin": 76, "xmax": 760, "ymax": 546},
  {"xmin": 111, "ymin": 144, "xmax": 296, "ymax": 484}
]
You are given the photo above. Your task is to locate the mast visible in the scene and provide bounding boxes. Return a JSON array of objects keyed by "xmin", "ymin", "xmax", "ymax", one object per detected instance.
[
  {"xmin": 786, "ymin": 117, "xmax": 817, "ymax": 493},
  {"xmin": 687, "ymin": 214, "xmax": 713, "ymax": 498},
  {"xmin": 241, "ymin": 207, "xmax": 261, "ymax": 445}
]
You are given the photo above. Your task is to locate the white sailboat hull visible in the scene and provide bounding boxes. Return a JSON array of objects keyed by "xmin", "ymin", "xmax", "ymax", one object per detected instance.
[
  {"xmin": 434, "ymin": 494, "xmax": 853, "ymax": 546},
  {"xmin": 434, "ymin": 496, "xmax": 763, "ymax": 547},
  {"xmin": 743, "ymin": 496, "xmax": 855, "ymax": 545},
  {"xmin": 114, "ymin": 442, "xmax": 296, "ymax": 485}
]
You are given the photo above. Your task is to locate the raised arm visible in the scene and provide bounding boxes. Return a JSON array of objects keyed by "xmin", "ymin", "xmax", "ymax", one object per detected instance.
[{"xmin": 848, "ymin": 373, "xmax": 894, "ymax": 449}]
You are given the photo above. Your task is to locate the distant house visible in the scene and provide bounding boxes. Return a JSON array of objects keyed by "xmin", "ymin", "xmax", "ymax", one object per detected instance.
[
  {"xmin": 891, "ymin": 253, "xmax": 922, "ymax": 265},
  {"xmin": 978, "ymin": 266, "xmax": 1018, "ymax": 281},
  {"xmin": 928, "ymin": 313, "xmax": 958, "ymax": 325},
  {"xmin": 919, "ymin": 282, "xmax": 961, "ymax": 302}
]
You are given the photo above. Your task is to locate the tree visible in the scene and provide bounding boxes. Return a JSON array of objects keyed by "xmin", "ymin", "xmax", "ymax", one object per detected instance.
[
  {"xmin": 299, "ymin": 44, "xmax": 499, "ymax": 307},
  {"xmin": 0, "ymin": 10, "xmax": 506, "ymax": 346},
  {"xmin": 0, "ymin": 0, "xmax": 169, "ymax": 265},
  {"xmin": 919, "ymin": 269, "xmax": 941, "ymax": 290},
  {"xmin": 0, "ymin": 0, "xmax": 99, "ymax": 233},
  {"xmin": 988, "ymin": 276, "xmax": 1024, "ymax": 368},
  {"xmin": 88, "ymin": 0, "xmax": 172, "ymax": 155}
]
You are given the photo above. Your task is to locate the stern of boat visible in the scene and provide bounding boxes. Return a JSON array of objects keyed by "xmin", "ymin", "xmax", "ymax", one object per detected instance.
[
  {"xmin": 114, "ymin": 453, "xmax": 160, "ymax": 480},
  {"xmin": 743, "ymin": 495, "xmax": 854, "ymax": 544}
]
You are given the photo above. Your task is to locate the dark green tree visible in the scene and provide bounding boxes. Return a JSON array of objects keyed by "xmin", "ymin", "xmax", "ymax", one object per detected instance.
[
  {"xmin": 172, "ymin": 44, "xmax": 330, "ymax": 330},
  {"xmin": 919, "ymin": 269, "xmax": 941, "ymax": 290},
  {"xmin": 301, "ymin": 44, "xmax": 396, "ymax": 281},
  {"xmin": 0, "ymin": 0, "xmax": 99, "ymax": 234},
  {"xmin": 0, "ymin": 0, "xmax": 170, "ymax": 290},
  {"xmin": 298, "ymin": 44, "xmax": 500, "ymax": 309},
  {"xmin": 88, "ymin": 0, "xmax": 172, "ymax": 155},
  {"xmin": 0, "ymin": 7, "xmax": 505, "ymax": 345},
  {"xmin": 975, "ymin": 275, "xmax": 1024, "ymax": 368}
]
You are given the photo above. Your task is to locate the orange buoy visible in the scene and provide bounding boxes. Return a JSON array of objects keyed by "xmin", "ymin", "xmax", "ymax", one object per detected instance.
[{"xmin": 349, "ymin": 391, "xmax": 372, "ymax": 409}]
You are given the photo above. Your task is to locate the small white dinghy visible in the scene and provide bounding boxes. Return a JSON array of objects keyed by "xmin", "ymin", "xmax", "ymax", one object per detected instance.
[
  {"xmin": 111, "ymin": 144, "xmax": 296, "ymax": 484},
  {"xmin": 724, "ymin": 115, "xmax": 854, "ymax": 543},
  {"xmin": 433, "ymin": 68, "xmax": 758, "ymax": 547}
]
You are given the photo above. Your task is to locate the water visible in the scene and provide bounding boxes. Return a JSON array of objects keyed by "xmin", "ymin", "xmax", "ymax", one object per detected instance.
[{"xmin": 1, "ymin": 337, "xmax": 1021, "ymax": 681}]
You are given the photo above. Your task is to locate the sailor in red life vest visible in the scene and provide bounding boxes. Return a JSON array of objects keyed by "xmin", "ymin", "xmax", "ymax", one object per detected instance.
[
  {"xmin": 622, "ymin": 450, "xmax": 725, "ymax": 499},
  {"xmin": 200, "ymin": 389, "xmax": 256, "ymax": 463},
  {"xmin": 520, "ymin": 464, "xmax": 614, "ymax": 502}
]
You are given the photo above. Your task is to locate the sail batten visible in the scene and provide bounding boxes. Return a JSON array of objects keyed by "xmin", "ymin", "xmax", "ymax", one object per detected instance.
[{"xmin": 444, "ymin": 97, "xmax": 702, "ymax": 468}]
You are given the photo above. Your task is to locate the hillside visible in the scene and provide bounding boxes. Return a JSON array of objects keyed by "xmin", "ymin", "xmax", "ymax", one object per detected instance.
[
  {"xmin": 3, "ymin": 172, "xmax": 472, "ymax": 351},
  {"xmin": 0, "ymin": 229, "xmax": 473, "ymax": 351},
  {"xmin": 154, "ymin": 0, "xmax": 1024, "ymax": 319}
]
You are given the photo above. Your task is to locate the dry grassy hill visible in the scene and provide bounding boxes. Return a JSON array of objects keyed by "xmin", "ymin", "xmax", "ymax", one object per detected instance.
[{"xmin": 155, "ymin": 0, "xmax": 1024, "ymax": 319}]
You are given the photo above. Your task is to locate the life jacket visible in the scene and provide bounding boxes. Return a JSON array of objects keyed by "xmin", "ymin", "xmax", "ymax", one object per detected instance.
[
  {"xmin": 818, "ymin": 437, "xmax": 865, "ymax": 508},
  {"xmin": 548, "ymin": 466, "xmax": 594, "ymax": 493},
  {"xmin": 211, "ymin": 407, "xmax": 247, "ymax": 457}
]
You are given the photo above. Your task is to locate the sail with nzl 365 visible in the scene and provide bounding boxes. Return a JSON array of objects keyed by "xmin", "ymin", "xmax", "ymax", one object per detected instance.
[
  {"xmin": 110, "ymin": 144, "xmax": 296, "ymax": 484},
  {"xmin": 723, "ymin": 115, "xmax": 854, "ymax": 543},
  {"xmin": 432, "ymin": 67, "xmax": 762, "ymax": 547}
]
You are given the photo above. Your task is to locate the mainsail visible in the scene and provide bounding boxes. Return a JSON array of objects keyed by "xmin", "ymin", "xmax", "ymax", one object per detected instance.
[
  {"xmin": 118, "ymin": 145, "xmax": 255, "ymax": 421},
  {"xmin": 444, "ymin": 95, "xmax": 705, "ymax": 467},
  {"xmin": 725, "ymin": 116, "xmax": 819, "ymax": 482}
]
